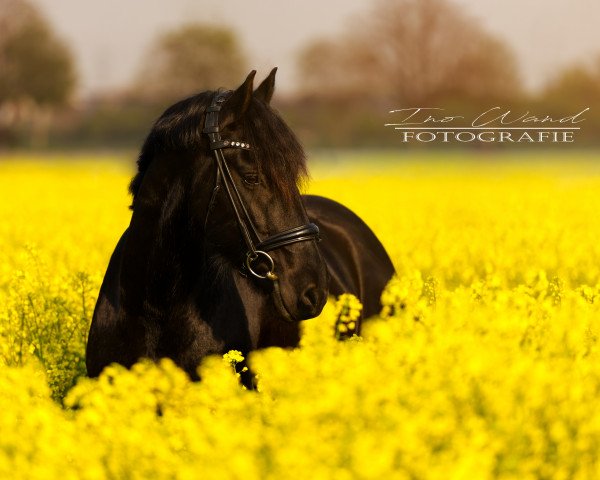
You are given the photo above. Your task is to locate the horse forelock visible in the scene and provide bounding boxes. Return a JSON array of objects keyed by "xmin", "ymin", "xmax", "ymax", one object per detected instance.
[
  {"xmin": 129, "ymin": 90, "xmax": 307, "ymax": 208},
  {"xmin": 243, "ymin": 99, "xmax": 308, "ymax": 201}
]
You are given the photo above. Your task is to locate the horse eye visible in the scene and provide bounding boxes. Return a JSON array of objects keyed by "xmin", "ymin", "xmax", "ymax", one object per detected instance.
[{"xmin": 243, "ymin": 173, "xmax": 259, "ymax": 185}]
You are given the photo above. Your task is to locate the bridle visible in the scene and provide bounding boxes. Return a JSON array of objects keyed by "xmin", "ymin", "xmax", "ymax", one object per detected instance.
[{"xmin": 202, "ymin": 90, "xmax": 320, "ymax": 283}]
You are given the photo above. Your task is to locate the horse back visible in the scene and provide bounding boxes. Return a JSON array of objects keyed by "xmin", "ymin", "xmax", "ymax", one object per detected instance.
[{"xmin": 303, "ymin": 195, "xmax": 395, "ymax": 319}]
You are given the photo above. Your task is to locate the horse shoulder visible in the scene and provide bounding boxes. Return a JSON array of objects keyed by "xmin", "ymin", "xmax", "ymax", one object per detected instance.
[{"xmin": 86, "ymin": 229, "xmax": 130, "ymax": 376}]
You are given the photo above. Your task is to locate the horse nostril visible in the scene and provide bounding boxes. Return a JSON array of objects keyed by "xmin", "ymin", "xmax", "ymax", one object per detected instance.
[{"xmin": 300, "ymin": 285, "xmax": 321, "ymax": 313}]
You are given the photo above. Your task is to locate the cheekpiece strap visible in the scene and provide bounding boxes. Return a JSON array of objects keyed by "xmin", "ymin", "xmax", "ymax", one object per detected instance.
[{"xmin": 203, "ymin": 91, "xmax": 251, "ymax": 150}]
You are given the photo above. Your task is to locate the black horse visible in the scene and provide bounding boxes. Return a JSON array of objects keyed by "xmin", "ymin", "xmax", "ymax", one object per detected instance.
[{"xmin": 86, "ymin": 69, "xmax": 394, "ymax": 381}]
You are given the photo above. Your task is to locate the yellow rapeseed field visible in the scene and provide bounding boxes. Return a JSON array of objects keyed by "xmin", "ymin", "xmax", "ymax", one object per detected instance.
[{"xmin": 2, "ymin": 151, "xmax": 600, "ymax": 479}]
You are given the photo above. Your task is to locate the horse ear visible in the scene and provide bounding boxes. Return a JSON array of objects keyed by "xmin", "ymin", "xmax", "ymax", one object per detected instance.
[
  {"xmin": 221, "ymin": 70, "xmax": 256, "ymax": 128},
  {"xmin": 254, "ymin": 67, "xmax": 277, "ymax": 104}
]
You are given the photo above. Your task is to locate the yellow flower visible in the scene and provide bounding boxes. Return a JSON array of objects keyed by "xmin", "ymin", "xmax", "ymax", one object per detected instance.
[{"xmin": 2, "ymin": 154, "xmax": 600, "ymax": 478}]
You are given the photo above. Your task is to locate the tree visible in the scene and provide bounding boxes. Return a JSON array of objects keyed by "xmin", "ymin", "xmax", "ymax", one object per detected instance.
[
  {"xmin": 536, "ymin": 56, "xmax": 600, "ymax": 146},
  {"xmin": 0, "ymin": 0, "xmax": 76, "ymax": 146},
  {"xmin": 298, "ymin": 0, "xmax": 521, "ymax": 105},
  {"xmin": 0, "ymin": 0, "xmax": 75, "ymax": 106},
  {"xmin": 134, "ymin": 24, "xmax": 248, "ymax": 103},
  {"xmin": 541, "ymin": 57, "xmax": 600, "ymax": 109}
]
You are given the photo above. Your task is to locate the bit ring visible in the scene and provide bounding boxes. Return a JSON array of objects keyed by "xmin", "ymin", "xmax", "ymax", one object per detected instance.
[{"xmin": 246, "ymin": 250, "xmax": 275, "ymax": 280}]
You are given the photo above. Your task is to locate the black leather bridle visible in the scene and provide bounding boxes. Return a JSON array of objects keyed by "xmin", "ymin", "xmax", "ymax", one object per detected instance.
[{"xmin": 202, "ymin": 91, "xmax": 320, "ymax": 282}]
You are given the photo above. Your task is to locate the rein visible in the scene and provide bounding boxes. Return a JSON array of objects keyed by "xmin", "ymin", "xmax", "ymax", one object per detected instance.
[{"xmin": 202, "ymin": 91, "xmax": 320, "ymax": 282}]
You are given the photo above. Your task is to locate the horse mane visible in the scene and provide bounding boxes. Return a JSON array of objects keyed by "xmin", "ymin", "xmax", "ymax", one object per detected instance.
[{"xmin": 129, "ymin": 90, "xmax": 308, "ymax": 207}]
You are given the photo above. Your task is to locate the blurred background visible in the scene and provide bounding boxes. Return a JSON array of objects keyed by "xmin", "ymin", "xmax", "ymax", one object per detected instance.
[{"xmin": 0, "ymin": 0, "xmax": 598, "ymax": 151}]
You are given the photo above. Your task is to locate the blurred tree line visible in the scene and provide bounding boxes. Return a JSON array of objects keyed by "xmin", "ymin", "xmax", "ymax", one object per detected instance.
[
  {"xmin": 0, "ymin": 0, "xmax": 597, "ymax": 150},
  {"xmin": 0, "ymin": 0, "xmax": 75, "ymax": 147}
]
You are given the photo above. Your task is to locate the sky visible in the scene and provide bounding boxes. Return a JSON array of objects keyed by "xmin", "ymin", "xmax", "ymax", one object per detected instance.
[{"xmin": 30, "ymin": 0, "xmax": 600, "ymax": 97}]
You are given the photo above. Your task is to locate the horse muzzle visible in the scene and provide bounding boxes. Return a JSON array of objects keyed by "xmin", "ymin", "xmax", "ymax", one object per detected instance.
[{"xmin": 270, "ymin": 275, "xmax": 327, "ymax": 322}]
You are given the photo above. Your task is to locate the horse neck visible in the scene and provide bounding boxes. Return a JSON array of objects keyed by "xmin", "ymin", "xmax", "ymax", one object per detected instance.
[{"xmin": 119, "ymin": 152, "xmax": 219, "ymax": 315}]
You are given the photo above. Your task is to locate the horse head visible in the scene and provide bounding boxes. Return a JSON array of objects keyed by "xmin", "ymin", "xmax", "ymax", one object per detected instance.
[{"xmin": 129, "ymin": 70, "xmax": 328, "ymax": 322}]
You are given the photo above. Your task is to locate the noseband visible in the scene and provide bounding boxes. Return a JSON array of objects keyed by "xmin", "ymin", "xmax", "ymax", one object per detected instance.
[{"xmin": 202, "ymin": 91, "xmax": 320, "ymax": 281}]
